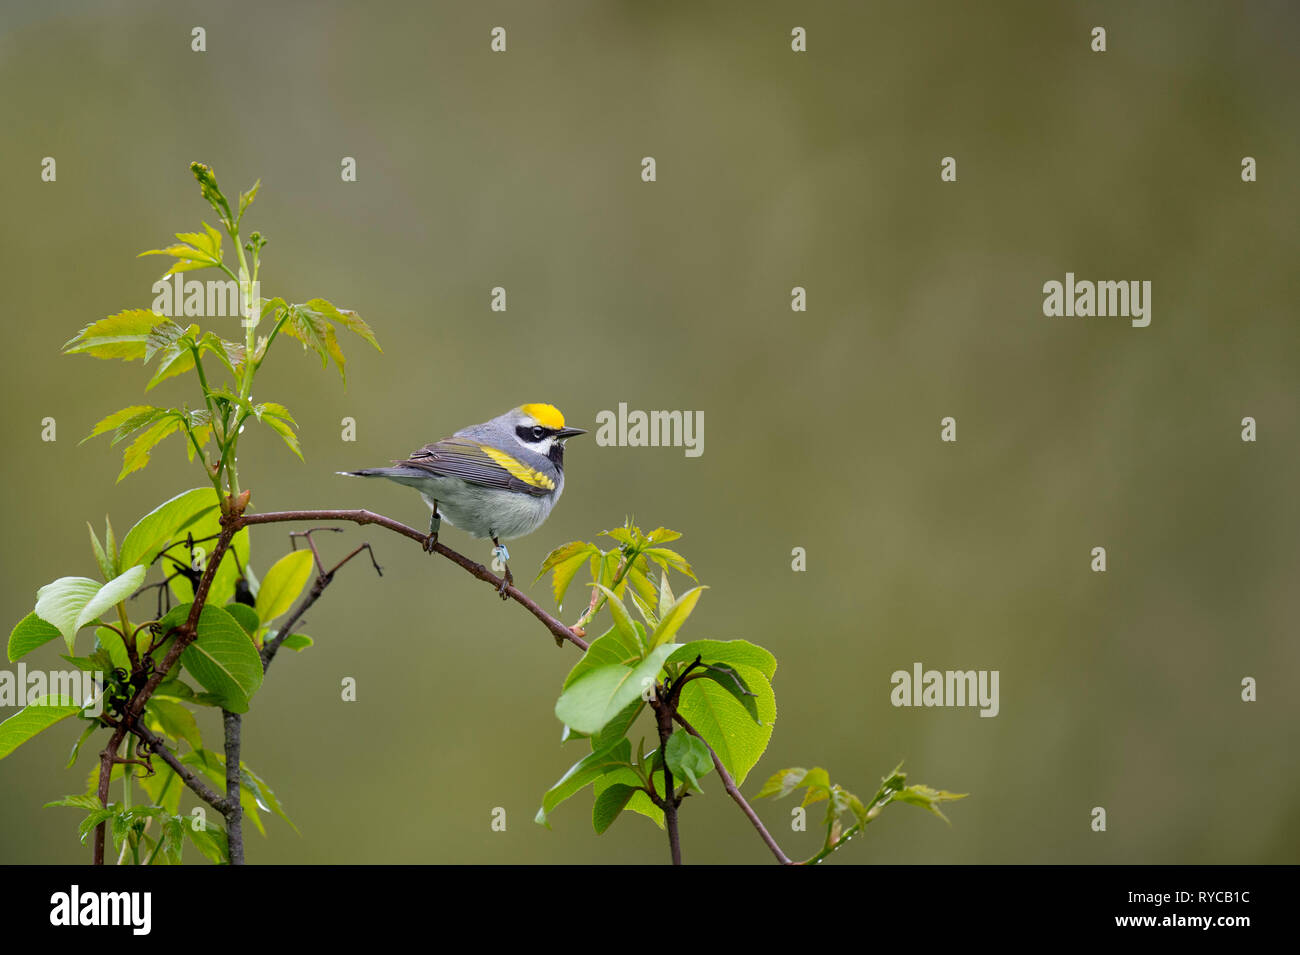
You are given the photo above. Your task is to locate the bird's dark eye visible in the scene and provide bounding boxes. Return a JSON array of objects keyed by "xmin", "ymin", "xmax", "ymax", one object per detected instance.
[{"xmin": 531, "ymin": 426, "xmax": 546, "ymax": 440}]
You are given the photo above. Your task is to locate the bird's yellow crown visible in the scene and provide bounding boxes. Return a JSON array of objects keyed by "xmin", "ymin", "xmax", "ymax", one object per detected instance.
[{"xmin": 520, "ymin": 403, "xmax": 565, "ymax": 430}]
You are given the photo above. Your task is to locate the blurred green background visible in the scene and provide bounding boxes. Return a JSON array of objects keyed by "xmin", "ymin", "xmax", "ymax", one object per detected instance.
[{"xmin": 2, "ymin": 0, "xmax": 1297, "ymax": 864}]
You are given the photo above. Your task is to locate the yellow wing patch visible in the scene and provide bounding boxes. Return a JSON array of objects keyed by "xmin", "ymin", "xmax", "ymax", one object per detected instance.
[
  {"xmin": 479, "ymin": 444, "xmax": 556, "ymax": 490},
  {"xmin": 519, "ymin": 403, "xmax": 565, "ymax": 430}
]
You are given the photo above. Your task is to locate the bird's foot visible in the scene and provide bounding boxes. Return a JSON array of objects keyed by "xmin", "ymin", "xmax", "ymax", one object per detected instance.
[{"xmin": 492, "ymin": 540, "xmax": 512, "ymax": 599}]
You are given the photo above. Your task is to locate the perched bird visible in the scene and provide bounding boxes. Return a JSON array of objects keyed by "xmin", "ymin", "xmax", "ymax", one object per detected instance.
[{"xmin": 339, "ymin": 404, "xmax": 585, "ymax": 596}]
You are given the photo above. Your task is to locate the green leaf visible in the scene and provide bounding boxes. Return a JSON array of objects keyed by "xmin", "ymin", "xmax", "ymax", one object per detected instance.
[
  {"xmin": 185, "ymin": 819, "xmax": 229, "ymax": 864},
  {"xmin": 657, "ymin": 569, "xmax": 675, "ymax": 619},
  {"xmin": 238, "ymin": 179, "xmax": 261, "ymax": 219},
  {"xmin": 563, "ymin": 625, "xmax": 646, "ymax": 691},
  {"xmin": 142, "ymin": 319, "xmax": 190, "ymax": 363},
  {"xmin": 645, "ymin": 527, "xmax": 682, "ymax": 544},
  {"xmin": 889, "ymin": 784, "xmax": 968, "ymax": 824},
  {"xmin": 34, "ymin": 566, "xmax": 146, "ymax": 652},
  {"xmin": 303, "ymin": 297, "xmax": 381, "ymax": 352},
  {"xmin": 241, "ymin": 762, "xmax": 297, "ymax": 832},
  {"xmin": 8, "ymin": 612, "xmax": 62, "ymax": 662},
  {"xmin": 667, "ymin": 638, "xmax": 777, "ymax": 681},
  {"xmin": 255, "ymin": 550, "xmax": 314, "ymax": 623},
  {"xmin": 535, "ymin": 738, "xmax": 632, "ymax": 828},
  {"xmin": 44, "ymin": 792, "xmax": 104, "ymax": 810},
  {"xmin": 647, "ymin": 585, "xmax": 706, "ymax": 649},
  {"xmin": 645, "ymin": 546, "xmax": 696, "ymax": 580},
  {"xmin": 180, "ymin": 605, "xmax": 263, "ymax": 713},
  {"xmin": 625, "ymin": 559, "xmax": 658, "ymax": 608},
  {"xmin": 118, "ymin": 414, "xmax": 183, "ymax": 480},
  {"xmin": 254, "ymin": 401, "xmax": 297, "ymax": 426},
  {"xmin": 677, "ymin": 661, "xmax": 775, "ymax": 785},
  {"xmin": 181, "ymin": 749, "xmax": 266, "ymax": 836},
  {"xmin": 66, "ymin": 722, "xmax": 99, "ymax": 768},
  {"xmin": 665, "ymin": 731, "xmax": 713, "ymax": 793},
  {"xmin": 756, "ymin": 767, "xmax": 811, "ymax": 800},
  {"xmin": 695, "ymin": 662, "xmax": 760, "ymax": 723},
  {"xmin": 146, "ymin": 699, "xmax": 203, "ymax": 751},
  {"xmin": 283, "ymin": 303, "xmax": 347, "ymax": 382},
  {"xmin": 536, "ymin": 541, "xmax": 597, "ymax": 610},
  {"xmin": 164, "ymin": 513, "xmax": 249, "ymax": 610},
  {"xmin": 590, "ymin": 698, "xmax": 645, "ymax": 752},
  {"xmin": 120, "ymin": 488, "xmax": 218, "ymax": 571},
  {"xmin": 261, "ymin": 412, "xmax": 303, "ymax": 461},
  {"xmin": 87, "ymin": 523, "xmax": 114, "ymax": 580},
  {"xmin": 224, "ymin": 603, "xmax": 259, "ymax": 638},
  {"xmin": 594, "ymin": 584, "xmax": 640, "ymax": 652},
  {"xmin": 554, "ymin": 644, "xmax": 679, "ymax": 736},
  {"xmin": 76, "ymin": 567, "xmax": 146, "ymax": 636},
  {"xmin": 106, "ymin": 408, "xmax": 173, "ymax": 447},
  {"xmin": 144, "ymin": 340, "xmax": 197, "ymax": 390},
  {"xmin": 277, "ymin": 633, "xmax": 313, "ymax": 652},
  {"xmin": 79, "ymin": 807, "xmax": 119, "ymax": 845},
  {"xmin": 594, "ymin": 766, "xmax": 664, "ymax": 829},
  {"xmin": 0, "ymin": 696, "xmax": 82, "ymax": 759},
  {"xmin": 592, "ymin": 783, "xmax": 638, "ymax": 834},
  {"xmin": 63, "ymin": 309, "xmax": 162, "ymax": 360}
]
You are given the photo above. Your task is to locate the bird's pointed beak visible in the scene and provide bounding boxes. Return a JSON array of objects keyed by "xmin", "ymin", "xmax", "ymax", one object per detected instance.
[{"xmin": 556, "ymin": 426, "xmax": 587, "ymax": 439}]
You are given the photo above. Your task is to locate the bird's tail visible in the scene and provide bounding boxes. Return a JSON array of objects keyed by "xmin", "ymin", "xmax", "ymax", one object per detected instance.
[{"xmin": 337, "ymin": 466, "xmax": 431, "ymax": 485}]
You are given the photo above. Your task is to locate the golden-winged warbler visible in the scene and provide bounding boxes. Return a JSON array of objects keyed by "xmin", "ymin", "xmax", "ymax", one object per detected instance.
[{"xmin": 339, "ymin": 403, "xmax": 585, "ymax": 595}]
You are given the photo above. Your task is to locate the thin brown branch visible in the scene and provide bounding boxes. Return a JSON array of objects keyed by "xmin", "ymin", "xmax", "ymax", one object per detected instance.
[
  {"xmin": 653, "ymin": 697, "xmax": 682, "ymax": 865},
  {"xmin": 132, "ymin": 724, "xmax": 234, "ymax": 813},
  {"xmin": 240, "ymin": 509, "xmax": 588, "ymax": 650},
  {"xmin": 673, "ymin": 712, "xmax": 793, "ymax": 865},
  {"xmin": 223, "ymin": 709, "xmax": 244, "ymax": 864}
]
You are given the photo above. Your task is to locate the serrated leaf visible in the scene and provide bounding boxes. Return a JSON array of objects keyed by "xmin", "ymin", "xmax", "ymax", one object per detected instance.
[
  {"xmin": 118, "ymin": 415, "xmax": 183, "ymax": 480},
  {"xmin": 889, "ymin": 784, "xmax": 968, "ymax": 824},
  {"xmin": 645, "ymin": 546, "xmax": 696, "ymax": 580},
  {"xmin": 536, "ymin": 541, "xmax": 597, "ymax": 610},
  {"xmin": 185, "ymin": 819, "xmax": 229, "ymax": 864},
  {"xmin": 45, "ymin": 792, "xmax": 104, "ymax": 810},
  {"xmin": 63, "ymin": 309, "xmax": 162, "ymax": 360},
  {"xmin": 756, "ymin": 767, "xmax": 811, "ymax": 800},
  {"xmin": 303, "ymin": 297, "xmax": 380, "ymax": 351},
  {"xmin": 261, "ymin": 413, "xmax": 303, "ymax": 461},
  {"xmin": 647, "ymin": 585, "xmax": 706, "ymax": 650},
  {"xmin": 81, "ymin": 405, "xmax": 158, "ymax": 445},
  {"xmin": 594, "ymin": 584, "xmax": 639, "ymax": 651}
]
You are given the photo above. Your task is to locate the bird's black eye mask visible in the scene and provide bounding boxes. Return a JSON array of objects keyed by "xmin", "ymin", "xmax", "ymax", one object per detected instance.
[{"xmin": 517, "ymin": 425, "xmax": 553, "ymax": 443}]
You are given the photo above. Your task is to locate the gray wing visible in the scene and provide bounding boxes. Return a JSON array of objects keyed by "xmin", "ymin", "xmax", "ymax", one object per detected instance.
[{"xmin": 396, "ymin": 436, "xmax": 551, "ymax": 497}]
